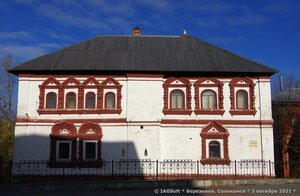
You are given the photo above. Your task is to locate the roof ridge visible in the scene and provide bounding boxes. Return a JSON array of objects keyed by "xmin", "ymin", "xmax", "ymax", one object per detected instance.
[{"xmin": 96, "ymin": 35, "xmax": 180, "ymax": 38}]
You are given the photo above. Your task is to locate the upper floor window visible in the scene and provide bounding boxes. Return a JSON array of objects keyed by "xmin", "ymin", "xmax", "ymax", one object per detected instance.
[
  {"xmin": 209, "ymin": 141, "xmax": 221, "ymax": 158},
  {"xmin": 201, "ymin": 90, "xmax": 216, "ymax": 109},
  {"xmin": 229, "ymin": 77, "xmax": 256, "ymax": 115},
  {"xmin": 66, "ymin": 92, "xmax": 76, "ymax": 109},
  {"xmin": 171, "ymin": 90, "xmax": 184, "ymax": 109},
  {"xmin": 194, "ymin": 78, "xmax": 224, "ymax": 115},
  {"xmin": 86, "ymin": 92, "xmax": 96, "ymax": 109},
  {"xmin": 236, "ymin": 90, "xmax": 248, "ymax": 109},
  {"xmin": 46, "ymin": 92, "xmax": 57, "ymax": 109},
  {"xmin": 105, "ymin": 92, "xmax": 115, "ymax": 109}
]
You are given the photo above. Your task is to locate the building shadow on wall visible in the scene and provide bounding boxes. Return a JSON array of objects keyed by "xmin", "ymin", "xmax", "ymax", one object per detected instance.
[{"xmin": 12, "ymin": 135, "xmax": 153, "ymax": 183}]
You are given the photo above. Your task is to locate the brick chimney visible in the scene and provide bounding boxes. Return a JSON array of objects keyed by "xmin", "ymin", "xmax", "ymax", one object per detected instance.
[{"xmin": 133, "ymin": 26, "xmax": 141, "ymax": 36}]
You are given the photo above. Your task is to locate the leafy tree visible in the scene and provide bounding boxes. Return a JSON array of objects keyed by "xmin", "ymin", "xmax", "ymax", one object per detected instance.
[{"xmin": 0, "ymin": 54, "xmax": 16, "ymax": 184}]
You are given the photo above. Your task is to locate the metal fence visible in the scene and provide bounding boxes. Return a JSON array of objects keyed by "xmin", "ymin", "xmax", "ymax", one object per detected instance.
[{"xmin": 1, "ymin": 160, "xmax": 300, "ymax": 184}]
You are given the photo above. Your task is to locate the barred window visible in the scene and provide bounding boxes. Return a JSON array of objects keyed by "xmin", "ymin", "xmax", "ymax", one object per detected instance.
[{"xmin": 57, "ymin": 141, "xmax": 71, "ymax": 160}]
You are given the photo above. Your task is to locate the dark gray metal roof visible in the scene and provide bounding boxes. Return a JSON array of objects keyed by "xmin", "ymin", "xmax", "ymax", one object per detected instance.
[{"xmin": 9, "ymin": 34, "xmax": 277, "ymax": 75}]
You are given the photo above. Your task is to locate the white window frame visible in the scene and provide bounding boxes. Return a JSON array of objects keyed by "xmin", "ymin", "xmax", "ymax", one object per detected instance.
[
  {"xmin": 83, "ymin": 140, "xmax": 98, "ymax": 160},
  {"xmin": 56, "ymin": 141, "xmax": 72, "ymax": 161}
]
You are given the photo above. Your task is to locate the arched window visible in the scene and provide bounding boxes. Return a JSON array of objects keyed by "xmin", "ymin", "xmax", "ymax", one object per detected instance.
[
  {"xmin": 85, "ymin": 92, "xmax": 96, "ymax": 108},
  {"xmin": 171, "ymin": 90, "xmax": 184, "ymax": 109},
  {"xmin": 66, "ymin": 92, "xmax": 76, "ymax": 109},
  {"xmin": 46, "ymin": 92, "xmax": 57, "ymax": 109},
  {"xmin": 236, "ymin": 90, "xmax": 248, "ymax": 109},
  {"xmin": 105, "ymin": 93, "xmax": 115, "ymax": 109},
  {"xmin": 201, "ymin": 90, "xmax": 216, "ymax": 109},
  {"xmin": 209, "ymin": 141, "xmax": 220, "ymax": 158}
]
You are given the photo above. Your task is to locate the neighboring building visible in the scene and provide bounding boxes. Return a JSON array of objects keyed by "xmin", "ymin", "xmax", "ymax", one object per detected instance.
[
  {"xmin": 272, "ymin": 87, "xmax": 300, "ymax": 177},
  {"xmin": 10, "ymin": 28, "xmax": 276, "ymax": 176}
]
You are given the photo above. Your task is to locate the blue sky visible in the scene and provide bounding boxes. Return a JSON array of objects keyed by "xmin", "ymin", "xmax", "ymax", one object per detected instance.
[{"xmin": 1, "ymin": 0, "xmax": 300, "ymax": 79}]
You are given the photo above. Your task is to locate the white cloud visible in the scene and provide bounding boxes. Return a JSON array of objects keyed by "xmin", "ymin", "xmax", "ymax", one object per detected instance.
[
  {"xmin": 36, "ymin": 4, "xmax": 110, "ymax": 30},
  {"xmin": 0, "ymin": 31, "xmax": 32, "ymax": 40},
  {"xmin": 137, "ymin": 0, "xmax": 172, "ymax": 11},
  {"xmin": 0, "ymin": 42, "xmax": 64, "ymax": 64},
  {"xmin": 186, "ymin": 0, "xmax": 234, "ymax": 14}
]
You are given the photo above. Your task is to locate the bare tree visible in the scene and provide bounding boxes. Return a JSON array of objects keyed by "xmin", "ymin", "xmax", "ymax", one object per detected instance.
[
  {"xmin": 272, "ymin": 74, "xmax": 300, "ymax": 178},
  {"xmin": 0, "ymin": 54, "xmax": 16, "ymax": 161}
]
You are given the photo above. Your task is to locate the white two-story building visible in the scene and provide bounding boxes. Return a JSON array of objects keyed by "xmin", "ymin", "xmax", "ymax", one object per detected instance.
[{"xmin": 10, "ymin": 28, "xmax": 276, "ymax": 174}]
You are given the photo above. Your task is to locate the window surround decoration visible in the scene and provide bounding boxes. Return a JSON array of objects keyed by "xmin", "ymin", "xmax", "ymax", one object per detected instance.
[
  {"xmin": 37, "ymin": 76, "xmax": 122, "ymax": 114},
  {"xmin": 49, "ymin": 122, "xmax": 77, "ymax": 167},
  {"xmin": 163, "ymin": 77, "xmax": 192, "ymax": 115},
  {"xmin": 100, "ymin": 77, "xmax": 122, "ymax": 114},
  {"xmin": 78, "ymin": 122, "xmax": 103, "ymax": 167},
  {"xmin": 194, "ymin": 78, "xmax": 225, "ymax": 115},
  {"xmin": 200, "ymin": 121, "xmax": 230, "ymax": 165},
  {"xmin": 229, "ymin": 77, "xmax": 256, "ymax": 115},
  {"xmin": 49, "ymin": 122, "xmax": 103, "ymax": 168}
]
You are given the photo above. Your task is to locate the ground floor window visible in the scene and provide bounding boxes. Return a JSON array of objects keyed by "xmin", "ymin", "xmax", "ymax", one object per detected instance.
[
  {"xmin": 83, "ymin": 141, "xmax": 98, "ymax": 160},
  {"xmin": 208, "ymin": 141, "xmax": 221, "ymax": 158},
  {"xmin": 57, "ymin": 141, "xmax": 72, "ymax": 161}
]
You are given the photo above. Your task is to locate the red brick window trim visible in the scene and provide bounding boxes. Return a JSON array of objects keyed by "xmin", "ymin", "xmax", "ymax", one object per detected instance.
[
  {"xmin": 38, "ymin": 76, "xmax": 122, "ymax": 115},
  {"xmin": 229, "ymin": 77, "xmax": 256, "ymax": 116},
  {"xmin": 194, "ymin": 78, "xmax": 224, "ymax": 115},
  {"xmin": 200, "ymin": 121, "xmax": 230, "ymax": 165},
  {"xmin": 49, "ymin": 122, "xmax": 103, "ymax": 168},
  {"xmin": 163, "ymin": 77, "xmax": 192, "ymax": 115}
]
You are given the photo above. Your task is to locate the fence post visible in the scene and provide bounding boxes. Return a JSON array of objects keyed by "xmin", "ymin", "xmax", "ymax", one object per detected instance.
[
  {"xmin": 8, "ymin": 160, "xmax": 13, "ymax": 184},
  {"xmin": 269, "ymin": 160, "xmax": 271, "ymax": 179},
  {"xmin": 234, "ymin": 160, "xmax": 237, "ymax": 179},
  {"xmin": 197, "ymin": 160, "xmax": 199, "ymax": 180},
  {"xmin": 62, "ymin": 166, "xmax": 65, "ymax": 183},
  {"xmin": 261, "ymin": 160, "xmax": 264, "ymax": 178},
  {"xmin": 156, "ymin": 159, "xmax": 158, "ymax": 181},
  {"xmin": 111, "ymin": 160, "xmax": 114, "ymax": 180}
]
